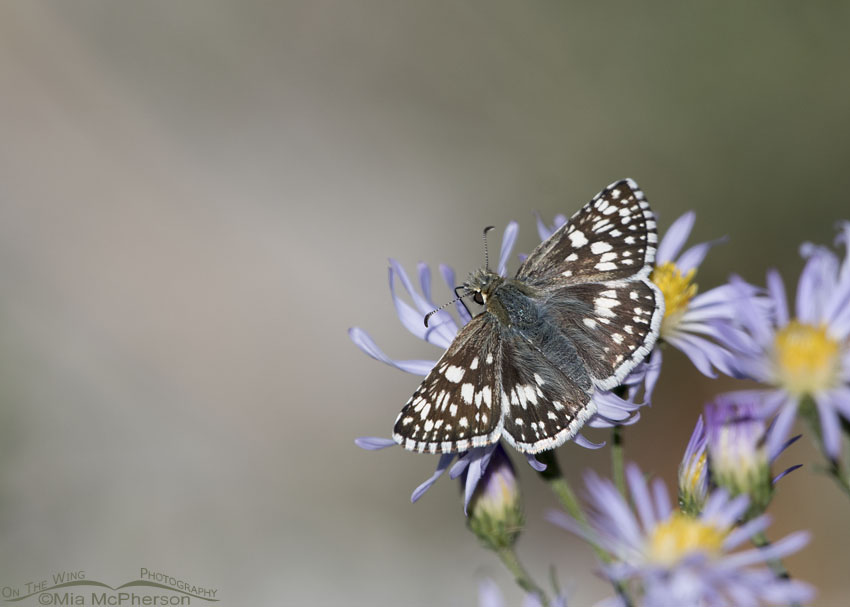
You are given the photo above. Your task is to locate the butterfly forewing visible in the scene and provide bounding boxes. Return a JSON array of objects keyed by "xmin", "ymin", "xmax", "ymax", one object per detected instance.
[
  {"xmin": 393, "ymin": 314, "xmax": 503, "ymax": 453},
  {"xmin": 499, "ymin": 334, "xmax": 596, "ymax": 454},
  {"xmin": 518, "ymin": 179, "xmax": 658, "ymax": 286}
]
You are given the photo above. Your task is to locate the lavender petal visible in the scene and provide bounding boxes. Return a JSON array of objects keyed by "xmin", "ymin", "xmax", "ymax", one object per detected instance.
[
  {"xmin": 574, "ymin": 434, "xmax": 606, "ymax": 449},
  {"xmin": 815, "ymin": 392, "xmax": 843, "ymax": 461},
  {"xmin": 417, "ymin": 262, "xmax": 435, "ymax": 305},
  {"xmin": 766, "ymin": 270, "xmax": 789, "ymax": 327},
  {"xmin": 656, "ymin": 211, "xmax": 695, "ymax": 264},
  {"xmin": 525, "ymin": 453, "xmax": 547, "ymax": 471},
  {"xmin": 439, "ymin": 263, "xmax": 473, "ymax": 325},
  {"xmin": 627, "ymin": 463, "xmax": 657, "ymax": 531},
  {"xmin": 411, "ymin": 453, "xmax": 455, "ymax": 502},
  {"xmin": 651, "ymin": 476, "xmax": 673, "ymax": 520},
  {"xmin": 348, "ymin": 327, "xmax": 437, "ymax": 375},
  {"xmin": 478, "ymin": 580, "xmax": 505, "ymax": 607},
  {"xmin": 676, "ymin": 236, "xmax": 726, "ymax": 274},
  {"xmin": 355, "ymin": 436, "xmax": 397, "ymax": 450},
  {"xmin": 773, "ymin": 464, "xmax": 803, "ymax": 484},
  {"xmin": 497, "ymin": 221, "xmax": 519, "ymax": 277}
]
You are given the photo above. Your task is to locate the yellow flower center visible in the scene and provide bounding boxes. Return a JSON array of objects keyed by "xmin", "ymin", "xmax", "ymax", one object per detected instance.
[
  {"xmin": 648, "ymin": 513, "xmax": 726, "ymax": 566},
  {"xmin": 773, "ymin": 320, "xmax": 841, "ymax": 396},
  {"xmin": 651, "ymin": 262, "xmax": 698, "ymax": 335}
]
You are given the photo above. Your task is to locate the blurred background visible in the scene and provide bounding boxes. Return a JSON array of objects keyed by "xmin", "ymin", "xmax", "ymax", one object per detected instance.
[{"xmin": 1, "ymin": 2, "xmax": 849, "ymax": 605}]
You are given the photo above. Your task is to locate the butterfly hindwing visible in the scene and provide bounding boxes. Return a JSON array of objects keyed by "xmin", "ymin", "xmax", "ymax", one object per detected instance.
[
  {"xmin": 518, "ymin": 179, "xmax": 658, "ymax": 286},
  {"xmin": 539, "ymin": 278, "xmax": 663, "ymax": 390},
  {"xmin": 499, "ymin": 331, "xmax": 596, "ymax": 454},
  {"xmin": 393, "ymin": 314, "xmax": 503, "ymax": 453}
]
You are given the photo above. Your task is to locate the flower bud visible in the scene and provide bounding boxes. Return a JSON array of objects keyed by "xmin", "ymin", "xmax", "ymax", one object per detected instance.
[
  {"xmin": 678, "ymin": 415, "xmax": 708, "ymax": 516},
  {"xmin": 705, "ymin": 397, "xmax": 772, "ymax": 518},
  {"xmin": 466, "ymin": 445, "xmax": 524, "ymax": 551}
]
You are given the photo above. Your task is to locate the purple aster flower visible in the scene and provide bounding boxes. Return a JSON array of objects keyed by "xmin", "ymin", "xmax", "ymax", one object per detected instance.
[
  {"xmin": 679, "ymin": 395, "xmax": 801, "ymax": 519},
  {"xmin": 549, "ymin": 463, "xmax": 814, "ymax": 607},
  {"xmin": 351, "ymin": 222, "xmax": 649, "ymax": 507},
  {"xmin": 727, "ymin": 222, "xmax": 850, "ymax": 460},
  {"xmin": 649, "ymin": 211, "xmax": 766, "ymax": 383},
  {"xmin": 704, "ymin": 394, "xmax": 801, "ymax": 517}
]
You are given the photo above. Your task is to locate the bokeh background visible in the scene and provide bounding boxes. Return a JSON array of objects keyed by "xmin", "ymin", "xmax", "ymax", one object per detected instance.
[{"xmin": 1, "ymin": 2, "xmax": 849, "ymax": 606}]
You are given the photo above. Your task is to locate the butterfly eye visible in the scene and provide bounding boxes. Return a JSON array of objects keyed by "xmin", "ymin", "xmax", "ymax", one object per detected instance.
[{"xmin": 472, "ymin": 292, "xmax": 484, "ymax": 305}]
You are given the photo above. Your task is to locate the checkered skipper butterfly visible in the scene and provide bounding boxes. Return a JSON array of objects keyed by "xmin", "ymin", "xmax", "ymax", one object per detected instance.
[{"xmin": 394, "ymin": 179, "xmax": 664, "ymax": 454}]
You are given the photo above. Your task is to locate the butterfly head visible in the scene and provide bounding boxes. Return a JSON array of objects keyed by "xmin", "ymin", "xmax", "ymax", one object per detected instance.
[{"xmin": 464, "ymin": 267, "xmax": 504, "ymax": 306}]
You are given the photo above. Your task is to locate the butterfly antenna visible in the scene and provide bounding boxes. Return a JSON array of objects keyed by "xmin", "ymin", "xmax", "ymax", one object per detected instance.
[
  {"xmin": 482, "ymin": 225, "xmax": 495, "ymax": 271},
  {"xmin": 424, "ymin": 289, "xmax": 471, "ymax": 327},
  {"xmin": 424, "ymin": 227, "xmax": 493, "ymax": 327}
]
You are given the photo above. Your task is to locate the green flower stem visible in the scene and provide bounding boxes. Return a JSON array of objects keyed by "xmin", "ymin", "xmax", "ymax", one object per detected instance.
[
  {"xmin": 496, "ymin": 546, "xmax": 549, "ymax": 607},
  {"xmin": 751, "ymin": 532, "xmax": 800, "ymax": 607},
  {"xmin": 536, "ymin": 450, "xmax": 634, "ymax": 607},
  {"xmin": 612, "ymin": 425, "xmax": 626, "ymax": 498},
  {"xmin": 799, "ymin": 397, "xmax": 850, "ymax": 499},
  {"xmin": 537, "ymin": 450, "xmax": 587, "ymax": 525}
]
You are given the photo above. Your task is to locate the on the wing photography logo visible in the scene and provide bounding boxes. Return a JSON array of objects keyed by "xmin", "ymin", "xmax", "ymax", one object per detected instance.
[{"xmin": 1, "ymin": 569, "xmax": 218, "ymax": 606}]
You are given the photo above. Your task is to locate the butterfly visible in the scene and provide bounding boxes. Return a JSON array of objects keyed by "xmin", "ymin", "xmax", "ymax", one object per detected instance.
[{"xmin": 393, "ymin": 178, "xmax": 664, "ymax": 454}]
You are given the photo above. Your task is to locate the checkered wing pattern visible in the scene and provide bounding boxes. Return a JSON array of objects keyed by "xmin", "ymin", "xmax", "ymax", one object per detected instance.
[
  {"xmin": 393, "ymin": 314, "xmax": 503, "ymax": 454},
  {"xmin": 540, "ymin": 279, "xmax": 663, "ymax": 390},
  {"xmin": 499, "ymin": 334, "xmax": 596, "ymax": 454},
  {"xmin": 518, "ymin": 178, "xmax": 658, "ymax": 286},
  {"xmin": 389, "ymin": 178, "xmax": 664, "ymax": 455}
]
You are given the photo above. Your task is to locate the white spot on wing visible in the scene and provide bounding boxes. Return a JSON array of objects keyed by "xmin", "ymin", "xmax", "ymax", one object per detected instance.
[
  {"xmin": 445, "ymin": 365, "xmax": 465, "ymax": 383},
  {"xmin": 590, "ymin": 241, "xmax": 613, "ymax": 254},
  {"xmin": 481, "ymin": 385, "xmax": 492, "ymax": 408},
  {"xmin": 461, "ymin": 383, "xmax": 474, "ymax": 405},
  {"xmin": 568, "ymin": 230, "xmax": 588, "ymax": 248}
]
